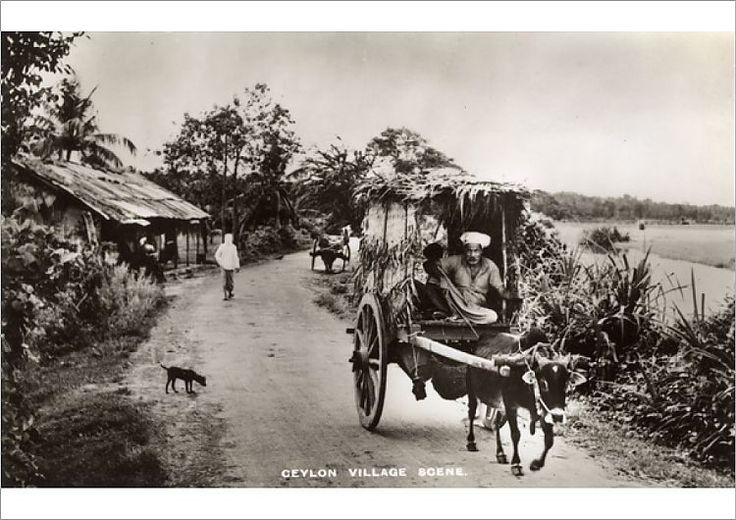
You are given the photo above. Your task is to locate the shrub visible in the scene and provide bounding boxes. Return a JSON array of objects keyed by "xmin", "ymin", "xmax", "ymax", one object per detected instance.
[
  {"xmin": 517, "ymin": 220, "xmax": 734, "ymax": 473},
  {"xmin": 2, "ymin": 216, "xmax": 166, "ymax": 486},
  {"xmin": 2, "ymin": 216, "xmax": 90, "ymax": 485},
  {"xmin": 239, "ymin": 224, "xmax": 312, "ymax": 261},
  {"xmin": 641, "ymin": 299, "xmax": 734, "ymax": 467},
  {"xmin": 580, "ymin": 226, "xmax": 630, "ymax": 253},
  {"xmin": 97, "ymin": 265, "xmax": 166, "ymax": 337}
]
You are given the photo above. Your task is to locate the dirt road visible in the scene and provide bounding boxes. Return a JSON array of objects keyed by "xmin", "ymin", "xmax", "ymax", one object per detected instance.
[{"xmin": 129, "ymin": 251, "xmax": 637, "ymax": 487}]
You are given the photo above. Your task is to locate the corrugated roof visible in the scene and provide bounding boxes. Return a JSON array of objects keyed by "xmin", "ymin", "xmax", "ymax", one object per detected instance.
[{"xmin": 12, "ymin": 157, "xmax": 209, "ymax": 222}]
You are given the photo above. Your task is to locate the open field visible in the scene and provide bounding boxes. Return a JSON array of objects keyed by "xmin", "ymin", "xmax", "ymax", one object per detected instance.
[
  {"xmin": 554, "ymin": 222, "xmax": 735, "ymax": 270},
  {"xmin": 553, "ymin": 221, "xmax": 735, "ymax": 317}
]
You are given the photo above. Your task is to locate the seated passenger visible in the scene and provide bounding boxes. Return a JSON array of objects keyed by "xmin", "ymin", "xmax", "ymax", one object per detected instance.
[{"xmin": 418, "ymin": 242, "xmax": 451, "ymax": 317}]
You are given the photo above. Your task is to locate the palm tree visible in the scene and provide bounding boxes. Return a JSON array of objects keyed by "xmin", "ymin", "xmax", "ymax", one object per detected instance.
[{"xmin": 31, "ymin": 77, "xmax": 136, "ymax": 168}]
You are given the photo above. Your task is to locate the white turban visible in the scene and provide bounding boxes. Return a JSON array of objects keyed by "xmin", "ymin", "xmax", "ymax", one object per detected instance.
[{"xmin": 460, "ymin": 231, "xmax": 491, "ymax": 248}]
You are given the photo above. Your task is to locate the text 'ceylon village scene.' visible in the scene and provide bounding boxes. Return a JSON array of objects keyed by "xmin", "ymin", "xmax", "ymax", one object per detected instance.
[{"xmin": 1, "ymin": 31, "xmax": 734, "ymax": 491}]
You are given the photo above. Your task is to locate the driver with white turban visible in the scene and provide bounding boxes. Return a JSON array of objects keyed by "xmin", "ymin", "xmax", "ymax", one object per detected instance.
[{"xmin": 433, "ymin": 231, "xmax": 512, "ymax": 322}]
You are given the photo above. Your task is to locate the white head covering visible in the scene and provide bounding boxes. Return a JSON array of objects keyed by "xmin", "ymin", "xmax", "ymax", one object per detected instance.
[
  {"xmin": 460, "ymin": 231, "xmax": 491, "ymax": 248},
  {"xmin": 224, "ymin": 233, "xmax": 233, "ymax": 245}
]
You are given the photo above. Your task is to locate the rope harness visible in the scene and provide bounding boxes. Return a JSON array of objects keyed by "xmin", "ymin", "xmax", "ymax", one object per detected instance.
[{"xmin": 516, "ymin": 340, "xmax": 555, "ymax": 421}]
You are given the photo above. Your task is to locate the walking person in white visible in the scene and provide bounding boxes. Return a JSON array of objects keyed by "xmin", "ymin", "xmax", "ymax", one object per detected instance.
[{"xmin": 214, "ymin": 233, "xmax": 240, "ymax": 300}]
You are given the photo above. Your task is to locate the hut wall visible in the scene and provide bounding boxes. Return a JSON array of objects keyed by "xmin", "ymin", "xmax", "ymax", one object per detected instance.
[{"xmin": 362, "ymin": 202, "xmax": 419, "ymax": 293}]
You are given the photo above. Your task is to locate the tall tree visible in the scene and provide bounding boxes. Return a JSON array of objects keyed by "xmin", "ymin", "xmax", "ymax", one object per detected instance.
[
  {"xmin": 237, "ymin": 84, "xmax": 301, "ymax": 232},
  {"xmin": 30, "ymin": 77, "xmax": 136, "ymax": 168},
  {"xmin": 160, "ymin": 103, "xmax": 247, "ymax": 237},
  {"xmin": 160, "ymin": 83, "xmax": 301, "ymax": 241}
]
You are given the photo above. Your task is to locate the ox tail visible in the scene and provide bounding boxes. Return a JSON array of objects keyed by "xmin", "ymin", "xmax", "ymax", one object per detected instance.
[{"xmin": 160, "ymin": 363, "xmax": 168, "ymax": 370}]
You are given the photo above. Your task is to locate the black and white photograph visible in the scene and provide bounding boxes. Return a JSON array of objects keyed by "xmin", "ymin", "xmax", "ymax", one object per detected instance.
[{"xmin": 1, "ymin": 1, "xmax": 734, "ymax": 519}]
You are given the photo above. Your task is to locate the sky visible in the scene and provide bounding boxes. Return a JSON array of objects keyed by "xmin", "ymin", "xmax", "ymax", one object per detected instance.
[{"xmin": 62, "ymin": 32, "xmax": 734, "ymax": 206}]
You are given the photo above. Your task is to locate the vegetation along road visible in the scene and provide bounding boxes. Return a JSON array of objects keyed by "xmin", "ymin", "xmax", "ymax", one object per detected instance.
[{"xmin": 127, "ymin": 250, "xmax": 639, "ymax": 487}]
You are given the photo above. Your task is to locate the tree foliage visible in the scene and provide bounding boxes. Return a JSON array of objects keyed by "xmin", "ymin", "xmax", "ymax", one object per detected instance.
[
  {"xmin": 236, "ymin": 84, "xmax": 301, "ymax": 232},
  {"xmin": 1, "ymin": 31, "xmax": 81, "ymax": 487},
  {"xmin": 157, "ymin": 83, "xmax": 301, "ymax": 240},
  {"xmin": 1, "ymin": 32, "xmax": 82, "ymax": 164},
  {"xmin": 293, "ymin": 128, "xmax": 460, "ymax": 233},
  {"xmin": 366, "ymin": 127, "xmax": 458, "ymax": 175},
  {"xmin": 291, "ymin": 138, "xmax": 371, "ymax": 231},
  {"xmin": 532, "ymin": 190, "xmax": 734, "ymax": 224},
  {"xmin": 29, "ymin": 77, "xmax": 137, "ymax": 168}
]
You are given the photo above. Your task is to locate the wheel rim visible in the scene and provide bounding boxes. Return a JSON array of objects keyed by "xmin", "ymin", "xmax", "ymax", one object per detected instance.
[{"xmin": 351, "ymin": 294, "xmax": 387, "ymax": 430}]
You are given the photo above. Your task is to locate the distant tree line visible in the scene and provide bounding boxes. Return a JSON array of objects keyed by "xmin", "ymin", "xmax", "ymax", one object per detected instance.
[{"xmin": 531, "ymin": 190, "xmax": 734, "ymax": 224}]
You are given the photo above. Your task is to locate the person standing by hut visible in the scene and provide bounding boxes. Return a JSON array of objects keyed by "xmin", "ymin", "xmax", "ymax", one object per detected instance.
[{"xmin": 215, "ymin": 233, "xmax": 240, "ymax": 300}]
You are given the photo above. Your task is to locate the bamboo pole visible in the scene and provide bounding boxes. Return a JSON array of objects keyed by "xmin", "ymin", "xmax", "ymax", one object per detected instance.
[
  {"xmin": 501, "ymin": 205, "xmax": 507, "ymax": 281},
  {"xmin": 411, "ymin": 336, "xmax": 499, "ymax": 373},
  {"xmin": 500, "ymin": 203, "xmax": 508, "ymax": 321},
  {"xmin": 186, "ymin": 227, "xmax": 190, "ymax": 267}
]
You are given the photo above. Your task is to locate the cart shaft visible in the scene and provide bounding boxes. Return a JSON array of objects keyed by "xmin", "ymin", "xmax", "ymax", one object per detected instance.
[{"xmin": 410, "ymin": 336, "xmax": 499, "ymax": 373}]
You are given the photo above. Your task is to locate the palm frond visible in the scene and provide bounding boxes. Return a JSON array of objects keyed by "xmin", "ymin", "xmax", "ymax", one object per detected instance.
[
  {"xmin": 82, "ymin": 142, "xmax": 123, "ymax": 169},
  {"xmin": 95, "ymin": 133, "xmax": 137, "ymax": 155}
]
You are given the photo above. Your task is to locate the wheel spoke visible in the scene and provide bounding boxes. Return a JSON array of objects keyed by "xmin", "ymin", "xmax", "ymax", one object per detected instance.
[
  {"xmin": 365, "ymin": 369, "xmax": 375, "ymax": 412},
  {"xmin": 367, "ymin": 334, "xmax": 379, "ymax": 357},
  {"xmin": 368, "ymin": 366, "xmax": 380, "ymax": 394},
  {"xmin": 355, "ymin": 330, "xmax": 366, "ymax": 352},
  {"xmin": 360, "ymin": 306, "xmax": 370, "ymax": 336},
  {"xmin": 358, "ymin": 372, "xmax": 368, "ymax": 411},
  {"xmin": 362, "ymin": 372, "xmax": 372, "ymax": 414},
  {"xmin": 363, "ymin": 310, "xmax": 375, "ymax": 351}
]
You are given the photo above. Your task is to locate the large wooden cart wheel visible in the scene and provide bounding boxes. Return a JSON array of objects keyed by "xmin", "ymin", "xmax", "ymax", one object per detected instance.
[
  {"xmin": 310, "ymin": 238, "xmax": 318, "ymax": 271},
  {"xmin": 350, "ymin": 293, "xmax": 388, "ymax": 430}
]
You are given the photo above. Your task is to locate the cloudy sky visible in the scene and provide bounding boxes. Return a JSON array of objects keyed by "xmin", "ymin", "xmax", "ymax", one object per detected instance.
[{"xmin": 63, "ymin": 32, "xmax": 734, "ymax": 206}]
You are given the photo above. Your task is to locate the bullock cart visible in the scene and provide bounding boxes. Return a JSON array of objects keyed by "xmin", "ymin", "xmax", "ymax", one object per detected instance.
[
  {"xmin": 347, "ymin": 168, "xmax": 530, "ymax": 430},
  {"xmin": 310, "ymin": 233, "xmax": 351, "ymax": 273}
]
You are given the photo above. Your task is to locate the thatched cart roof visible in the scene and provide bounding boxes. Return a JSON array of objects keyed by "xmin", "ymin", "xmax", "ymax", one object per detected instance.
[
  {"xmin": 11, "ymin": 156, "xmax": 209, "ymax": 222},
  {"xmin": 354, "ymin": 166, "xmax": 530, "ymax": 206}
]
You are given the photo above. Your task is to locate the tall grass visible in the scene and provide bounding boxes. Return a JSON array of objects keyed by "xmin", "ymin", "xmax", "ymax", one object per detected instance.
[{"xmin": 516, "ymin": 216, "xmax": 735, "ymax": 472}]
